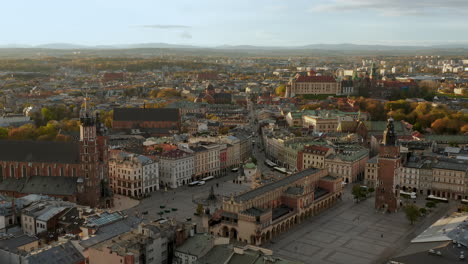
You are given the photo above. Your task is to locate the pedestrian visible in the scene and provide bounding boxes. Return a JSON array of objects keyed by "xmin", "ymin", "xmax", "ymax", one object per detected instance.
[{"xmin": 381, "ymin": 234, "xmax": 383, "ymax": 238}]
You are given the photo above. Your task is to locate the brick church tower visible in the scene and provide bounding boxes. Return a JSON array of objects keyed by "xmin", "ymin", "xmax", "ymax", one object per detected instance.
[
  {"xmin": 375, "ymin": 117, "xmax": 401, "ymax": 212},
  {"xmin": 77, "ymin": 98, "xmax": 113, "ymax": 208}
]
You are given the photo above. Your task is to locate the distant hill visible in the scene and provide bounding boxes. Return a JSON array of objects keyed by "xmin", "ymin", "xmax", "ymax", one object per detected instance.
[{"xmin": 2, "ymin": 42, "xmax": 467, "ymax": 51}]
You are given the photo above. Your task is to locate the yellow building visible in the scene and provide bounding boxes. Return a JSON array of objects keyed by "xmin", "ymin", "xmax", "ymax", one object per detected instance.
[
  {"xmin": 205, "ymin": 168, "xmax": 342, "ymax": 246},
  {"xmin": 286, "ymin": 71, "xmax": 341, "ymax": 97}
]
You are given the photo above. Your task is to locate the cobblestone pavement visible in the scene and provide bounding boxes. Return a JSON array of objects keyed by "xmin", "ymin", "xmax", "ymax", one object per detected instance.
[
  {"xmin": 112, "ymin": 194, "xmax": 140, "ymax": 211},
  {"xmin": 124, "ymin": 172, "xmax": 250, "ymax": 224},
  {"xmin": 266, "ymin": 186, "xmax": 454, "ymax": 264}
]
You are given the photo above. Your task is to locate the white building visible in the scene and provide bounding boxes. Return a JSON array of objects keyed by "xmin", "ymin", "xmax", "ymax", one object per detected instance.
[
  {"xmin": 109, "ymin": 151, "xmax": 159, "ymax": 197},
  {"xmin": 159, "ymin": 149, "xmax": 194, "ymax": 188},
  {"xmin": 190, "ymin": 143, "xmax": 221, "ymax": 179}
]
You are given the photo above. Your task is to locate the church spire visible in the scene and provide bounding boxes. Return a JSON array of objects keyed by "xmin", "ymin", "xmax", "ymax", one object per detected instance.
[
  {"xmin": 370, "ymin": 62, "xmax": 378, "ymax": 80},
  {"xmin": 382, "ymin": 117, "xmax": 396, "ymax": 146}
]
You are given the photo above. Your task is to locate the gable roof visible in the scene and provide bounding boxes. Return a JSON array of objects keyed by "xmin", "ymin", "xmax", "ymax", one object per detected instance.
[
  {"xmin": 113, "ymin": 108, "xmax": 180, "ymax": 122},
  {"xmin": 26, "ymin": 241, "xmax": 84, "ymax": 264},
  {"xmin": 0, "ymin": 140, "xmax": 80, "ymax": 164}
]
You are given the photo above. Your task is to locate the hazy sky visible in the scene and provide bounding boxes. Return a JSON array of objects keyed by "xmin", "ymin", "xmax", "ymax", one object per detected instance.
[{"xmin": 2, "ymin": 0, "xmax": 468, "ymax": 46}]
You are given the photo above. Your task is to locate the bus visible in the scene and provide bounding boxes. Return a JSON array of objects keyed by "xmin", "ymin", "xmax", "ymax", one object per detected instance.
[
  {"xmin": 426, "ymin": 195, "xmax": 449, "ymax": 203},
  {"xmin": 400, "ymin": 191, "xmax": 416, "ymax": 199},
  {"xmin": 461, "ymin": 199, "xmax": 468, "ymax": 205},
  {"xmin": 273, "ymin": 167, "xmax": 287, "ymax": 174},
  {"xmin": 202, "ymin": 176, "xmax": 214, "ymax": 182},
  {"xmin": 265, "ymin": 159, "xmax": 277, "ymax": 167},
  {"xmin": 188, "ymin": 181, "xmax": 199, "ymax": 187}
]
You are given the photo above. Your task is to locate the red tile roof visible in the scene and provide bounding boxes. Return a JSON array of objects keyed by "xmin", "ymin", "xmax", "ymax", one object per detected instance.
[{"xmin": 295, "ymin": 75, "xmax": 336, "ymax": 83}]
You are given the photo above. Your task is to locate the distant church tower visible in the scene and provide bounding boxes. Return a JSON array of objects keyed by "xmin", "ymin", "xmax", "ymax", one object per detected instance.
[
  {"xmin": 78, "ymin": 97, "xmax": 113, "ymax": 208},
  {"xmin": 369, "ymin": 62, "xmax": 378, "ymax": 80},
  {"xmin": 375, "ymin": 117, "xmax": 401, "ymax": 212}
]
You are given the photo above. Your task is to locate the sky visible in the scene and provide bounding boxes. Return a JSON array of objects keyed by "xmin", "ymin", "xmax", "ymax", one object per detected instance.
[{"xmin": 1, "ymin": 0, "xmax": 468, "ymax": 47}]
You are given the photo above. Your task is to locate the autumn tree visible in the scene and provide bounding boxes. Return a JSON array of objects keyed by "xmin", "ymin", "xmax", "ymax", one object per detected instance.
[
  {"xmin": 157, "ymin": 88, "xmax": 181, "ymax": 98},
  {"xmin": 275, "ymin": 84, "xmax": 286, "ymax": 97}
]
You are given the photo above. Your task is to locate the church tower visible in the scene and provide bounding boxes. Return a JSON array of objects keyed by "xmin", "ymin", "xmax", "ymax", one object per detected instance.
[
  {"xmin": 370, "ymin": 62, "xmax": 378, "ymax": 80},
  {"xmin": 78, "ymin": 97, "xmax": 113, "ymax": 208},
  {"xmin": 375, "ymin": 117, "xmax": 401, "ymax": 212}
]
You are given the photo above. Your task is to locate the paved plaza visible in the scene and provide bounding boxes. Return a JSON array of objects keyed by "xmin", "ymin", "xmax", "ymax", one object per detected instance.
[
  {"xmin": 124, "ymin": 172, "xmax": 250, "ymax": 223},
  {"xmin": 266, "ymin": 187, "xmax": 454, "ymax": 264}
]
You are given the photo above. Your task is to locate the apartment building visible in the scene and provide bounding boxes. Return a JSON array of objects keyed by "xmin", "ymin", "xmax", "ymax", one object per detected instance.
[
  {"xmin": 364, "ymin": 156, "xmax": 378, "ymax": 188},
  {"xmin": 298, "ymin": 145, "xmax": 334, "ymax": 170},
  {"xmin": 159, "ymin": 150, "xmax": 194, "ymax": 188},
  {"xmin": 190, "ymin": 143, "xmax": 221, "ymax": 179},
  {"xmin": 109, "ymin": 151, "xmax": 159, "ymax": 197},
  {"xmin": 325, "ymin": 146, "xmax": 369, "ymax": 183}
]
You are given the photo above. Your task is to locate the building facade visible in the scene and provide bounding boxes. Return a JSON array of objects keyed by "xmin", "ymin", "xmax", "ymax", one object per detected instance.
[
  {"xmin": 0, "ymin": 110, "xmax": 112, "ymax": 208},
  {"xmin": 205, "ymin": 168, "xmax": 342, "ymax": 246},
  {"xmin": 286, "ymin": 71, "xmax": 341, "ymax": 97},
  {"xmin": 159, "ymin": 150, "xmax": 194, "ymax": 188},
  {"xmin": 109, "ymin": 151, "xmax": 159, "ymax": 197}
]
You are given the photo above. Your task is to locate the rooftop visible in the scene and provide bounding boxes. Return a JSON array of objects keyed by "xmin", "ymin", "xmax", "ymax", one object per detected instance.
[
  {"xmin": 295, "ymin": 75, "xmax": 336, "ymax": 83},
  {"xmin": 176, "ymin": 233, "xmax": 214, "ymax": 257},
  {"xmin": 0, "ymin": 140, "xmax": 80, "ymax": 164},
  {"xmin": 26, "ymin": 241, "xmax": 84, "ymax": 264},
  {"xmin": 113, "ymin": 107, "xmax": 180, "ymax": 122},
  {"xmin": 235, "ymin": 168, "xmax": 320, "ymax": 203}
]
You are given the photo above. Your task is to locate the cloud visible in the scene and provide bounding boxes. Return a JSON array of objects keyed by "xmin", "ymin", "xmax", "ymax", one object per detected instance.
[
  {"xmin": 139, "ymin": 24, "xmax": 191, "ymax": 29},
  {"xmin": 310, "ymin": 0, "xmax": 468, "ymax": 16},
  {"xmin": 180, "ymin": 31, "xmax": 192, "ymax": 39}
]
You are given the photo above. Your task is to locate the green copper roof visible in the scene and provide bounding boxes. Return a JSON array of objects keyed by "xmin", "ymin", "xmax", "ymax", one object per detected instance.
[{"xmin": 245, "ymin": 163, "xmax": 256, "ymax": 169}]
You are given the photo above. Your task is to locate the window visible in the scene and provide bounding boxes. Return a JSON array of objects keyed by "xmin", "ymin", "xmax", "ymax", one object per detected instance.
[
  {"xmin": 48, "ymin": 166, "xmax": 52, "ymax": 176},
  {"xmin": 10, "ymin": 165, "xmax": 14, "ymax": 177}
]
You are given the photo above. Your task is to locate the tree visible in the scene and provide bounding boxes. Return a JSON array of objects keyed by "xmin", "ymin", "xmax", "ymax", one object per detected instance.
[
  {"xmin": 196, "ymin": 204, "xmax": 204, "ymax": 215},
  {"xmin": 404, "ymin": 204, "xmax": 421, "ymax": 225},
  {"xmin": 157, "ymin": 88, "xmax": 181, "ymax": 98},
  {"xmin": 461, "ymin": 124, "xmax": 468, "ymax": 134},
  {"xmin": 0, "ymin": 127, "xmax": 8, "ymax": 139},
  {"xmin": 368, "ymin": 187, "xmax": 375, "ymax": 194},
  {"xmin": 250, "ymin": 156, "xmax": 257, "ymax": 164},
  {"xmin": 419, "ymin": 208, "xmax": 427, "ymax": 215},
  {"xmin": 301, "ymin": 103, "xmax": 321, "ymax": 110},
  {"xmin": 219, "ymin": 127, "xmax": 230, "ymax": 135},
  {"xmin": 275, "ymin": 84, "xmax": 286, "ymax": 97},
  {"xmin": 351, "ymin": 185, "xmax": 367, "ymax": 201}
]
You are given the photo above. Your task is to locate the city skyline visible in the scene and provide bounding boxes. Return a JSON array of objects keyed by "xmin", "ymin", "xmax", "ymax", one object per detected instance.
[{"xmin": 2, "ymin": 0, "xmax": 468, "ymax": 47}]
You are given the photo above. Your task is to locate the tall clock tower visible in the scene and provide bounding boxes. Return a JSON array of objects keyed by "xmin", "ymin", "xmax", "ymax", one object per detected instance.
[{"xmin": 375, "ymin": 118, "xmax": 401, "ymax": 212}]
